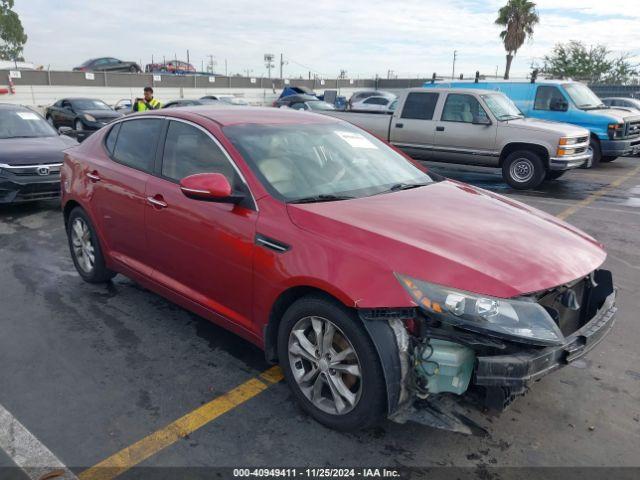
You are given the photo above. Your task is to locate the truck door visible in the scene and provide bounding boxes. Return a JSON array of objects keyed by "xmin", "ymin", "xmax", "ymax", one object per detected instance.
[
  {"xmin": 390, "ymin": 91, "xmax": 439, "ymax": 160},
  {"xmin": 531, "ymin": 85, "xmax": 573, "ymax": 123},
  {"xmin": 432, "ymin": 93, "xmax": 498, "ymax": 166}
]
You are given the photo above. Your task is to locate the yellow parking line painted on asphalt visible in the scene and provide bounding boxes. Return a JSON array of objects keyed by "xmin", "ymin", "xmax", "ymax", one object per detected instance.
[
  {"xmin": 78, "ymin": 366, "xmax": 283, "ymax": 480},
  {"xmin": 557, "ymin": 164, "xmax": 640, "ymax": 220}
]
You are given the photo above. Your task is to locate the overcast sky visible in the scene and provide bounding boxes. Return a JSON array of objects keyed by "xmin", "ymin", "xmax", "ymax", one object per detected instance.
[{"xmin": 14, "ymin": 0, "xmax": 640, "ymax": 79}]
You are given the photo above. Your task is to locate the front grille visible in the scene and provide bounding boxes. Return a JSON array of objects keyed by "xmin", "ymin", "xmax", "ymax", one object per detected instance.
[
  {"xmin": 576, "ymin": 136, "xmax": 589, "ymax": 144},
  {"xmin": 1, "ymin": 163, "xmax": 62, "ymax": 177},
  {"xmin": 626, "ymin": 121, "xmax": 640, "ymax": 139},
  {"xmin": 15, "ymin": 182, "xmax": 60, "ymax": 201},
  {"xmin": 574, "ymin": 146, "xmax": 587, "ymax": 154}
]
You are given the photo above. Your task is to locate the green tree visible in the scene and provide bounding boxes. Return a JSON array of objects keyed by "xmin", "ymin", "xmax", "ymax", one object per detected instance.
[
  {"xmin": 495, "ymin": 0, "xmax": 539, "ymax": 79},
  {"xmin": 541, "ymin": 41, "xmax": 638, "ymax": 84},
  {"xmin": 0, "ymin": 0, "xmax": 27, "ymax": 61}
]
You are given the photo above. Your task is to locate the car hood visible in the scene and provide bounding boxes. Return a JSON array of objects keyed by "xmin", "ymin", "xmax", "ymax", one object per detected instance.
[
  {"xmin": 587, "ymin": 108, "xmax": 640, "ymax": 123},
  {"xmin": 82, "ymin": 109, "xmax": 123, "ymax": 119},
  {"xmin": 0, "ymin": 135, "xmax": 78, "ymax": 165},
  {"xmin": 287, "ymin": 180, "xmax": 606, "ymax": 298},
  {"xmin": 505, "ymin": 117, "xmax": 588, "ymax": 136}
]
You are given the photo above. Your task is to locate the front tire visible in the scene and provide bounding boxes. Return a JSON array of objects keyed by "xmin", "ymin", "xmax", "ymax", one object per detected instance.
[
  {"xmin": 589, "ymin": 137, "xmax": 601, "ymax": 168},
  {"xmin": 502, "ymin": 150, "xmax": 546, "ymax": 190},
  {"xmin": 67, "ymin": 207, "xmax": 115, "ymax": 283},
  {"xmin": 75, "ymin": 119, "xmax": 84, "ymax": 131},
  {"xmin": 277, "ymin": 295, "xmax": 386, "ymax": 431}
]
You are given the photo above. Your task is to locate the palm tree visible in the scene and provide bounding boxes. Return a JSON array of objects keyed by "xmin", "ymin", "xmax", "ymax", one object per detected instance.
[{"xmin": 495, "ymin": 0, "xmax": 539, "ymax": 79}]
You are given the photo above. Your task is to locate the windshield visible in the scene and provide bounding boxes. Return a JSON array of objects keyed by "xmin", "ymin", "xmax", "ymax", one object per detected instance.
[
  {"xmin": 72, "ymin": 99, "xmax": 112, "ymax": 110},
  {"xmin": 307, "ymin": 101, "xmax": 335, "ymax": 111},
  {"xmin": 481, "ymin": 93, "xmax": 523, "ymax": 120},
  {"xmin": 0, "ymin": 109, "xmax": 58, "ymax": 139},
  {"xmin": 564, "ymin": 83, "xmax": 605, "ymax": 110},
  {"xmin": 223, "ymin": 122, "xmax": 435, "ymax": 202}
]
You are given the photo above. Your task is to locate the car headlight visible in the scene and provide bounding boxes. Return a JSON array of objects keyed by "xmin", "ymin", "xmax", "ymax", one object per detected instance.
[
  {"xmin": 396, "ymin": 274, "xmax": 564, "ymax": 346},
  {"xmin": 84, "ymin": 114, "xmax": 96, "ymax": 122},
  {"xmin": 559, "ymin": 137, "xmax": 579, "ymax": 146}
]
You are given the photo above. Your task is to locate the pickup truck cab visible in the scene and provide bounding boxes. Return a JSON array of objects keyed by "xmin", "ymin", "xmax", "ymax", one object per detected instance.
[
  {"xmin": 427, "ymin": 80, "xmax": 640, "ymax": 166},
  {"xmin": 323, "ymin": 87, "xmax": 591, "ymax": 189}
]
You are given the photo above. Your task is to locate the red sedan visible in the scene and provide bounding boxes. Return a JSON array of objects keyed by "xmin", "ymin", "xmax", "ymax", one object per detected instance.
[{"xmin": 61, "ymin": 106, "xmax": 616, "ymax": 431}]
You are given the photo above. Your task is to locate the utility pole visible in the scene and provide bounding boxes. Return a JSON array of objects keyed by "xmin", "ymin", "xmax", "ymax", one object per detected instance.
[
  {"xmin": 187, "ymin": 50, "xmax": 190, "ymax": 65},
  {"xmin": 279, "ymin": 53, "xmax": 288, "ymax": 79},
  {"xmin": 451, "ymin": 50, "xmax": 458, "ymax": 80},
  {"xmin": 225, "ymin": 59, "xmax": 228, "ymax": 76},
  {"xmin": 264, "ymin": 54, "xmax": 275, "ymax": 79},
  {"xmin": 207, "ymin": 55, "xmax": 216, "ymax": 74}
]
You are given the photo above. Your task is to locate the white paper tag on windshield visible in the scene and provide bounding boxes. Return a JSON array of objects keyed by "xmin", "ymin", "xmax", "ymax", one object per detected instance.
[
  {"xmin": 17, "ymin": 112, "xmax": 40, "ymax": 120},
  {"xmin": 335, "ymin": 131, "xmax": 377, "ymax": 149}
]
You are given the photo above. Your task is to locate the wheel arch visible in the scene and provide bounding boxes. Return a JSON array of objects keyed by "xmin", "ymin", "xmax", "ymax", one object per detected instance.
[
  {"xmin": 499, "ymin": 142, "xmax": 550, "ymax": 168},
  {"xmin": 63, "ymin": 199, "xmax": 82, "ymax": 227}
]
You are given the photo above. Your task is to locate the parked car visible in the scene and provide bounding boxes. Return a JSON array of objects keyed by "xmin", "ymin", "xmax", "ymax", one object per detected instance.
[
  {"xmin": 61, "ymin": 106, "xmax": 615, "ymax": 432},
  {"xmin": 200, "ymin": 95, "xmax": 249, "ymax": 106},
  {"xmin": 322, "ymin": 88, "xmax": 591, "ymax": 189},
  {"xmin": 45, "ymin": 98, "xmax": 124, "ymax": 131},
  {"xmin": 145, "ymin": 60, "xmax": 196, "ymax": 74},
  {"xmin": 428, "ymin": 80, "xmax": 640, "ymax": 165},
  {"xmin": 0, "ymin": 104, "xmax": 77, "ymax": 203},
  {"xmin": 602, "ymin": 97, "xmax": 640, "ymax": 113},
  {"xmin": 73, "ymin": 57, "xmax": 141, "ymax": 73},
  {"xmin": 284, "ymin": 99, "xmax": 336, "ymax": 111},
  {"xmin": 348, "ymin": 90, "xmax": 395, "ymax": 109},
  {"xmin": 273, "ymin": 94, "xmax": 319, "ymax": 108},
  {"xmin": 113, "ymin": 99, "xmax": 132, "ymax": 113},
  {"xmin": 350, "ymin": 95, "xmax": 397, "ymax": 113}
]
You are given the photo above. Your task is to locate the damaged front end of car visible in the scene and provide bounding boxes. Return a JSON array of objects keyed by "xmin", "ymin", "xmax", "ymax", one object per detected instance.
[{"xmin": 358, "ymin": 269, "xmax": 617, "ymax": 435}]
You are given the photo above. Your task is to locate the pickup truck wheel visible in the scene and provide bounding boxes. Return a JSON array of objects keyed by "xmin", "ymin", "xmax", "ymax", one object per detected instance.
[
  {"xmin": 278, "ymin": 295, "xmax": 386, "ymax": 431},
  {"xmin": 545, "ymin": 170, "xmax": 566, "ymax": 180},
  {"xmin": 601, "ymin": 156, "xmax": 617, "ymax": 163},
  {"xmin": 503, "ymin": 150, "xmax": 546, "ymax": 190},
  {"xmin": 67, "ymin": 207, "xmax": 116, "ymax": 283}
]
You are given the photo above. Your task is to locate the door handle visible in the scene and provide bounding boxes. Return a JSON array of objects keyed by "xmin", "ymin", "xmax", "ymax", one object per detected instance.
[
  {"xmin": 395, "ymin": 123, "xmax": 404, "ymax": 128},
  {"xmin": 147, "ymin": 195, "xmax": 168, "ymax": 209},
  {"xmin": 86, "ymin": 171, "xmax": 101, "ymax": 182},
  {"xmin": 436, "ymin": 126, "xmax": 445, "ymax": 132}
]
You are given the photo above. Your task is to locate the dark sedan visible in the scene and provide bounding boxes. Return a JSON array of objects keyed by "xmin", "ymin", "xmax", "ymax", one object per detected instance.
[
  {"xmin": 45, "ymin": 98, "xmax": 124, "ymax": 131},
  {"xmin": 73, "ymin": 57, "xmax": 141, "ymax": 73},
  {"xmin": 0, "ymin": 104, "xmax": 77, "ymax": 203}
]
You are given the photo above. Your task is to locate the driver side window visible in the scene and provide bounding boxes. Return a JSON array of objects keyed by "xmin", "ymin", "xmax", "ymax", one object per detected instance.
[
  {"xmin": 161, "ymin": 121, "xmax": 240, "ymax": 189},
  {"xmin": 441, "ymin": 94, "xmax": 487, "ymax": 123},
  {"xmin": 534, "ymin": 86, "xmax": 566, "ymax": 111}
]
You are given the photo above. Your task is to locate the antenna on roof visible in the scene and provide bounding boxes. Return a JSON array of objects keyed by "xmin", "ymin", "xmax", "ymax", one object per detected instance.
[
  {"xmin": 431, "ymin": 72, "xmax": 436, "ymax": 84},
  {"xmin": 474, "ymin": 71, "xmax": 479, "ymax": 83},
  {"xmin": 531, "ymin": 69, "xmax": 539, "ymax": 84}
]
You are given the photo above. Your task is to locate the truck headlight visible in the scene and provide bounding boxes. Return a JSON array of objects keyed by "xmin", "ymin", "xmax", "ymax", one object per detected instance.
[
  {"xmin": 396, "ymin": 274, "xmax": 564, "ymax": 347},
  {"xmin": 559, "ymin": 137, "xmax": 579, "ymax": 146},
  {"xmin": 608, "ymin": 123, "xmax": 624, "ymax": 139},
  {"xmin": 84, "ymin": 114, "xmax": 96, "ymax": 122}
]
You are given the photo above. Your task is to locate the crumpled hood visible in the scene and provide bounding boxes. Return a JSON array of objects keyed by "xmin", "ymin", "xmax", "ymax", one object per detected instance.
[
  {"xmin": 287, "ymin": 181, "xmax": 606, "ymax": 298},
  {"xmin": 506, "ymin": 117, "xmax": 588, "ymax": 136},
  {"xmin": 0, "ymin": 135, "xmax": 77, "ymax": 165}
]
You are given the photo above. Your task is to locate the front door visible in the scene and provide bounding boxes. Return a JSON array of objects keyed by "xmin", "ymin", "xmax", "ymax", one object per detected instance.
[
  {"xmin": 145, "ymin": 119, "xmax": 258, "ymax": 331},
  {"xmin": 432, "ymin": 93, "xmax": 498, "ymax": 166},
  {"xmin": 89, "ymin": 118, "xmax": 164, "ymax": 276}
]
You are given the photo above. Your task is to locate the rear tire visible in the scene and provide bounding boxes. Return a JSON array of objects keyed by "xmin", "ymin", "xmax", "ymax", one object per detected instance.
[
  {"xmin": 67, "ymin": 207, "xmax": 115, "ymax": 283},
  {"xmin": 601, "ymin": 156, "xmax": 617, "ymax": 163},
  {"xmin": 502, "ymin": 150, "xmax": 546, "ymax": 190},
  {"xmin": 129, "ymin": 65, "xmax": 138, "ymax": 73},
  {"xmin": 75, "ymin": 119, "xmax": 84, "ymax": 131},
  {"xmin": 277, "ymin": 295, "xmax": 386, "ymax": 431},
  {"xmin": 545, "ymin": 170, "xmax": 566, "ymax": 181}
]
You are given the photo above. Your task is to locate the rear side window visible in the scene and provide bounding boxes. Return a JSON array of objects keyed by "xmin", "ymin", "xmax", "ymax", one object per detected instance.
[
  {"xmin": 112, "ymin": 119, "xmax": 163, "ymax": 172},
  {"xmin": 534, "ymin": 86, "xmax": 565, "ymax": 110},
  {"xmin": 401, "ymin": 92, "xmax": 439, "ymax": 120},
  {"xmin": 364, "ymin": 97, "xmax": 387, "ymax": 105},
  {"xmin": 104, "ymin": 123, "xmax": 120, "ymax": 156},
  {"xmin": 161, "ymin": 121, "xmax": 240, "ymax": 188}
]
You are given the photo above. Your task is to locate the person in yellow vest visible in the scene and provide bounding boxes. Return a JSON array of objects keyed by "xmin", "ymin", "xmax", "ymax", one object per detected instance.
[{"xmin": 133, "ymin": 86, "xmax": 161, "ymax": 112}]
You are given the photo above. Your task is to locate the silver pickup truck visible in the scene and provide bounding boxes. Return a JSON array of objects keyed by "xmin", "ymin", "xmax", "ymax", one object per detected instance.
[{"xmin": 322, "ymin": 87, "xmax": 592, "ymax": 189}]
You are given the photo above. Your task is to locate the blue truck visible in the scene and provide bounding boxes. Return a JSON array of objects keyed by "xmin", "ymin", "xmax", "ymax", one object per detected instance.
[{"xmin": 424, "ymin": 79, "xmax": 640, "ymax": 166}]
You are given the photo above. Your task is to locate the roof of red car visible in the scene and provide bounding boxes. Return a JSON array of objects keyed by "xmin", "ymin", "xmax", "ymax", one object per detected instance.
[{"xmin": 164, "ymin": 105, "xmax": 340, "ymax": 127}]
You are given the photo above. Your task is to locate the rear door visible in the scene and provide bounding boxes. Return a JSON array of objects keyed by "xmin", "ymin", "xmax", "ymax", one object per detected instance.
[
  {"xmin": 145, "ymin": 119, "xmax": 258, "ymax": 331},
  {"xmin": 89, "ymin": 118, "xmax": 164, "ymax": 276},
  {"xmin": 390, "ymin": 91, "xmax": 439, "ymax": 160},
  {"xmin": 432, "ymin": 93, "xmax": 498, "ymax": 166}
]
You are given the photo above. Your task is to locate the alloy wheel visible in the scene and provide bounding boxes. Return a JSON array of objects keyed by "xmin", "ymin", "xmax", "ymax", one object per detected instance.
[
  {"xmin": 288, "ymin": 316, "xmax": 362, "ymax": 415},
  {"xmin": 71, "ymin": 218, "xmax": 95, "ymax": 273}
]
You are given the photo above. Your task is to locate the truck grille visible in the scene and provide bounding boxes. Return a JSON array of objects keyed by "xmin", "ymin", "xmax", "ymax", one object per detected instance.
[
  {"xmin": 627, "ymin": 120, "xmax": 640, "ymax": 139},
  {"xmin": 576, "ymin": 136, "xmax": 588, "ymax": 144}
]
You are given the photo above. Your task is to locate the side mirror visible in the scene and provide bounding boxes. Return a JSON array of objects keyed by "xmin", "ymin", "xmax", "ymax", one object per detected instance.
[
  {"xmin": 550, "ymin": 99, "xmax": 568, "ymax": 112},
  {"xmin": 58, "ymin": 126, "xmax": 73, "ymax": 135},
  {"xmin": 179, "ymin": 173, "xmax": 244, "ymax": 204}
]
